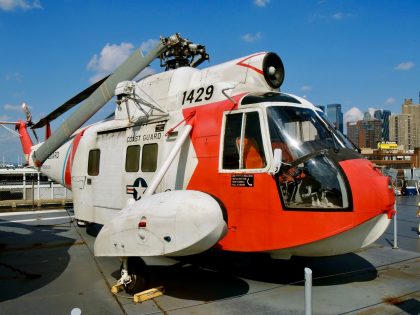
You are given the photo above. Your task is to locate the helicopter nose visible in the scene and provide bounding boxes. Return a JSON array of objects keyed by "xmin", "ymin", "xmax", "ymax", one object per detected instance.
[
  {"xmin": 340, "ymin": 159, "xmax": 395, "ymax": 218},
  {"xmin": 377, "ymin": 174, "xmax": 396, "ymax": 218}
]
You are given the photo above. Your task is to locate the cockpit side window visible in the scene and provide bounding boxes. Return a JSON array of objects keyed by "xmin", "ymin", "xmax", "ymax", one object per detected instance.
[
  {"xmin": 222, "ymin": 111, "xmax": 266, "ymax": 170},
  {"xmin": 222, "ymin": 113, "xmax": 242, "ymax": 169}
]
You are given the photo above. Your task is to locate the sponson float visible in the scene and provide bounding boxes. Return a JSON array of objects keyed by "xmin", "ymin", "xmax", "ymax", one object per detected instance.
[{"xmin": 3, "ymin": 34, "xmax": 395, "ymax": 294}]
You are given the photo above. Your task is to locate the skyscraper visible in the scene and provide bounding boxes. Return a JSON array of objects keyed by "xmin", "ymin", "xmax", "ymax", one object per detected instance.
[
  {"xmin": 326, "ymin": 104, "xmax": 343, "ymax": 133},
  {"xmin": 373, "ymin": 109, "xmax": 391, "ymax": 141},
  {"xmin": 389, "ymin": 98, "xmax": 420, "ymax": 150},
  {"xmin": 382, "ymin": 110, "xmax": 391, "ymax": 141}
]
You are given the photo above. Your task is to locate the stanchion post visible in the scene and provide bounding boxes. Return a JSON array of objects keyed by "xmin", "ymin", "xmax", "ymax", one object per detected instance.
[
  {"xmin": 304, "ymin": 267, "xmax": 312, "ymax": 315},
  {"xmin": 393, "ymin": 202, "xmax": 398, "ymax": 249},
  {"xmin": 31, "ymin": 174, "xmax": 35, "ymax": 209}
]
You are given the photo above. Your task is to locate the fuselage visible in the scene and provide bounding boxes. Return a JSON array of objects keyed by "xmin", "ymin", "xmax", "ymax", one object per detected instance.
[{"xmin": 30, "ymin": 52, "xmax": 395, "ymax": 257}]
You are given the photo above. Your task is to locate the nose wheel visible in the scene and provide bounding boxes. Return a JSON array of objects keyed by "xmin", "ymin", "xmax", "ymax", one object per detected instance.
[{"xmin": 118, "ymin": 257, "xmax": 150, "ymax": 295}]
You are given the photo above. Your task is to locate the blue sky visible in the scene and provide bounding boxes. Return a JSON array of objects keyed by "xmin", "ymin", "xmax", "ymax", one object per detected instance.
[{"xmin": 1, "ymin": 0, "xmax": 419, "ymax": 163}]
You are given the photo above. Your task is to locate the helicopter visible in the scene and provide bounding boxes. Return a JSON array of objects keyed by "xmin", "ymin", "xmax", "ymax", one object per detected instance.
[{"xmin": 1, "ymin": 34, "xmax": 395, "ymax": 294}]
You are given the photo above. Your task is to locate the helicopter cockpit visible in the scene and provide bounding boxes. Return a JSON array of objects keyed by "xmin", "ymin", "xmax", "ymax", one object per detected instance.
[
  {"xmin": 239, "ymin": 92, "xmax": 360, "ymax": 211},
  {"xmin": 267, "ymin": 101, "xmax": 358, "ymax": 210}
]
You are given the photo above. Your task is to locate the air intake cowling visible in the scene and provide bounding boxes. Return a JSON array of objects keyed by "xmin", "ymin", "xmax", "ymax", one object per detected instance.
[{"xmin": 262, "ymin": 52, "xmax": 285, "ymax": 89}]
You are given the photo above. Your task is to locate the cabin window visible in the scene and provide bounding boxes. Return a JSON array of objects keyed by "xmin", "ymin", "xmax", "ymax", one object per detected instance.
[
  {"xmin": 222, "ymin": 111, "xmax": 266, "ymax": 170},
  {"xmin": 141, "ymin": 143, "xmax": 158, "ymax": 172},
  {"xmin": 125, "ymin": 145, "xmax": 140, "ymax": 172},
  {"xmin": 87, "ymin": 149, "xmax": 100, "ymax": 176}
]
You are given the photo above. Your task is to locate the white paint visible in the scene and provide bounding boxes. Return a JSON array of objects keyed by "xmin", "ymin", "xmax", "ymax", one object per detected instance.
[
  {"xmin": 269, "ymin": 214, "xmax": 390, "ymax": 258},
  {"xmin": 144, "ymin": 124, "xmax": 192, "ymax": 197},
  {"xmin": 94, "ymin": 190, "xmax": 227, "ymax": 257},
  {"xmin": 0, "ymin": 209, "xmax": 68, "ymax": 217},
  {"xmin": 0, "ymin": 215, "xmax": 74, "ymax": 224},
  {"xmin": 70, "ymin": 308, "xmax": 82, "ymax": 315}
]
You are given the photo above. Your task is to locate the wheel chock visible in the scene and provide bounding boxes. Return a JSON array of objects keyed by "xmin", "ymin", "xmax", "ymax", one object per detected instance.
[
  {"xmin": 111, "ymin": 283, "xmax": 124, "ymax": 294},
  {"xmin": 133, "ymin": 286, "xmax": 165, "ymax": 303}
]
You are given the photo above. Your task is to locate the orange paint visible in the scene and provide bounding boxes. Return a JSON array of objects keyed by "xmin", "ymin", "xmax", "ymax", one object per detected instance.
[{"xmin": 183, "ymin": 97, "xmax": 395, "ymax": 253}]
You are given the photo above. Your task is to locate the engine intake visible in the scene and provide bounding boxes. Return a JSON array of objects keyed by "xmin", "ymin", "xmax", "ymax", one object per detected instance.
[{"xmin": 263, "ymin": 52, "xmax": 285, "ymax": 89}]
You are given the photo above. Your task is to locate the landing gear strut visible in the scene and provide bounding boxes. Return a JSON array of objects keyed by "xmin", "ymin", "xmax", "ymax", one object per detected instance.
[{"xmin": 118, "ymin": 257, "xmax": 149, "ymax": 295}]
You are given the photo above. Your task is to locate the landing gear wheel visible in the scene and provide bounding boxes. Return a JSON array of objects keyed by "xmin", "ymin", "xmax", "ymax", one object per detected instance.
[{"xmin": 121, "ymin": 257, "xmax": 150, "ymax": 295}]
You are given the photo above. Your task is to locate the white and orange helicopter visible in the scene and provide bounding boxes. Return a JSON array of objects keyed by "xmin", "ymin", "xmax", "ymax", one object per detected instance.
[{"xmin": 1, "ymin": 34, "xmax": 395, "ymax": 294}]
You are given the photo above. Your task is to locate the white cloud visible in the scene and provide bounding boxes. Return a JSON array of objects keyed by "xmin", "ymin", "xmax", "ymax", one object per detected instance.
[
  {"xmin": 344, "ymin": 107, "xmax": 363, "ymax": 124},
  {"xmin": 5, "ymin": 72, "xmax": 22, "ymax": 81},
  {"xmin": 0, "ymin": 114, "xmax": 11, "ymax": 121},
  {"xmin": 300, "ymin": 85, "xmax": 312, "ymax": 92},
  {"xmin": 140, "ymin": 39, "xmax": 160, "ymax": 55},
  {"xmin": 0, "ymin": 0, "xmax": 42, "ymax": 11},
  {"xmin": 310, "ymin": 11, "xmax": 353, "ymax": 22},
  {"xmin": 331, "ymin": 12, "xmax": 353, "ymax": 20},
  {"xmin": 394, "ymin": 61, "xmax": 415, "ymax": 71},
  {"xmin": 87, "ymin": 42, "xmax": 134, "ymax": 83},
  {"xmin": 87, "ymin": 42, "xmax": 134, "ymax": 73},
  {"xmin": 87, "ymin": 40, "xmax": 160, "ymax": 84},
  {"xmin": 4, "ymin": 104, "xmax": 22, "ymax": 112},
  {"xmin": 331, "ymin": 12, "xmax": 343, "ymax": 20},
  {"xmin": 241, "ymin": 32, "xmax": 262, "ymax": 43},
  {"xmin": 384, "ymin": 97, "xmax": 396, "ymax": 106},
  {"xmin": 254, "ymin": 0, "xmax": 270, "ymax": 7},
  {"xmin": 368, "ymin": 107, "xmax": 376, "ymax": 118}
]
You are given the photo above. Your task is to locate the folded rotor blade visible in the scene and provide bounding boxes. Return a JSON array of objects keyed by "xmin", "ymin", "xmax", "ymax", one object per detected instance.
[
  {"xmin": 31, "ymin": 75, "xmax": 110, "ymax": 129},
  {"xmin": 32, "ymin": 38, "xmax": 168, "ymax": 166}
]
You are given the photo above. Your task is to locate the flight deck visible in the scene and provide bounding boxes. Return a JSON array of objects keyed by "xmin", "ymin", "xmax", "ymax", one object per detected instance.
[{"xmin": 1, "ymin": 197, "xmax": 419, "ymax": 315}]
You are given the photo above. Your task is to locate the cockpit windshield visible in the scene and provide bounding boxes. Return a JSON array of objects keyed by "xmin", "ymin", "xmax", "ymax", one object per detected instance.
[
  {"xmin": 267, "ymin": 106, "xmax": 351, "ymax": 210},
  {"xmin": 267, "ymin": 106, "xmax": 342, "ymax": 162},
  {"xmin": 317, "ymin": 111, "xmax": 358, "ymax": 151}
]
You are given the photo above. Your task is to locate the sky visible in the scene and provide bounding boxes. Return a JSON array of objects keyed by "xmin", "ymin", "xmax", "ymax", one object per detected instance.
[{"xmin": 0, "ymin": 0, "xmax": 419, "ymax": 163}]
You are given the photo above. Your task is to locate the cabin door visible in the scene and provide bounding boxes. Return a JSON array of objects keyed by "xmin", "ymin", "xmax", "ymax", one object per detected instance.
[{"xmin": 91, "ymin": 130, "xmax": 126, "ymax": 210}]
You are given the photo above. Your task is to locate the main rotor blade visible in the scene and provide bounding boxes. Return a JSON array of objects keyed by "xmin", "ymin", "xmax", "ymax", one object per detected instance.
[
  {"xmin": 31, "ymin": 129, "xmax": 40, "ymax": 144},
  {"xmin": 32, "ymin": 39, "xmax": 167, "ymax": 166},
  {"xmin": 31, "ymin": 75, "xmax": 110, "ymax": 129},
  {"xmin": 0, "ymin": 121, "xmax": 19, "ymax": 125}
]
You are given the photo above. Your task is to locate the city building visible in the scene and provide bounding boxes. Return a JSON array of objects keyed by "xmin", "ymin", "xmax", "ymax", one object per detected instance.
[
  {"xmin": 347, "ymin": 118, "xmax": 382, "ymax": 149},
  {"xmin": 326, "ymin": 103, "xmax": 343, "ymax": 133},
  {"xmin": 362, "ymin": 118, "xmax": 382, "ymax": 149},
  {"xmin": 346, "ymin": 121, "xmax": 360, "ymax": 147},
  {"xmin": 382, "ymin": 110, "xmax": 391, "ymax": 141},
  {"xmin": 389, "ymin": 98, "xmax": 420, "ymax": 150},
  {"xmin": 373, "ymin": 109, "xmax": 391, "ymax": 141}
]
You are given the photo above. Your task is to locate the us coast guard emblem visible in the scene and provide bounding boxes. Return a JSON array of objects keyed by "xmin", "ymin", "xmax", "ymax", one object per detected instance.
[{"xmin": 126, "ymin": 177, "xmax": 148, "ymax": 200}]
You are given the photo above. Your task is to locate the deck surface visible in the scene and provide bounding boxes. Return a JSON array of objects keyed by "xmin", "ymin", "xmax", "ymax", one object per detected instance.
[{"xmin": 1, "ymin": 197, "xmax": 419, "ymax": 315}]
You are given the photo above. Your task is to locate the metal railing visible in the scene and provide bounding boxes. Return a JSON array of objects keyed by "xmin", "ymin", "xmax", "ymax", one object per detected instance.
[{"xmin": 0, "ymin": 169, "xmax": 72, "ymax": 208}]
